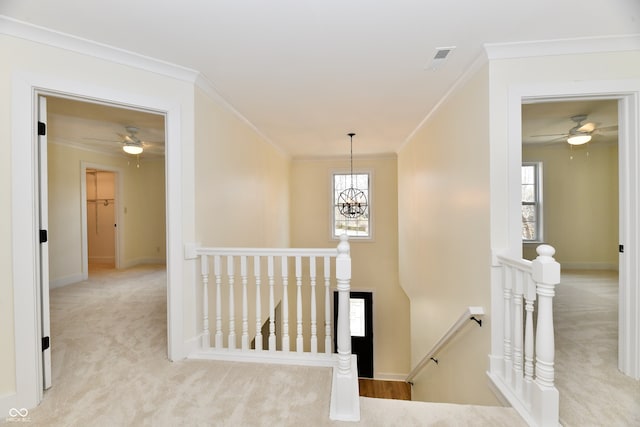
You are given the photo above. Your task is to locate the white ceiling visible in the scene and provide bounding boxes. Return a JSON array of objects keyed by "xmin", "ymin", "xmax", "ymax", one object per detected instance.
[{"xmin": 2, "ymin": 1, "xmax": 638, "ymax": 157}]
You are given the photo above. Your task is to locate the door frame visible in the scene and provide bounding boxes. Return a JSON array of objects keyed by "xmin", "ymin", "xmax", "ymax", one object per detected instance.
[
  {"xmin": 36, "ymin": 96, "xmax": 51, "ymax": 390},
  {"xmin": 10, "ymin": 73, "xmax": 185, "ymax": 409},
  {"xmin": 334, "ymin": 291, "xmax": 374, "ymax": 378},
  {"xmin": 81, "ymin": 163, "xmax": 124, "ymax": 276},
  {"xmin": 506, "ymin": 81, "xmax": 640, "ymax": 379}
]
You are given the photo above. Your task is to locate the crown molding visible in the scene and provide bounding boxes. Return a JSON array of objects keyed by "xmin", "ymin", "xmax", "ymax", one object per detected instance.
[
  {"xmin": 293, "ymin": 152, "xmax": 397, "ymax": 162},
  {"xmin": 1, "ymin": 15, "xmax": 289, "ymax": 158},
  {"xmin": 484, "ymin": 34, "xmax": 640, "ymax": 60},
  {"xmin": 398, "ymin": 50, "xmax": 488, "ymax": 153},
  {"xmin": 194, "ymin": 73, "xmax": 289, "ymax": 159},
  {"xmin": 0, "ymin": 15, "xmax": 199, "ymax": 84}
]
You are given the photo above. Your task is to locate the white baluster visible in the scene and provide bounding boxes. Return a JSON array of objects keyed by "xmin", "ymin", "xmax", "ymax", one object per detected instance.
[
  {"xmin": 254, "ymin": 255, "xmax": 263, "ymax": 351},
  {"xmin": 513, "ymin": 269, "xmax": 524, "ymax": 393},
  {"xmin": 524, "ymin": 272, "xmax": 536, "ymax": 391},
  {"xmin": 335, "ymin": 234, "xmax": 352, "ymax": 376},
  {"xmin": 532, "ymin": 245, "xmax": 560, "ymax": 388},
  {"xmin": 503, "ymin": 265, "xmax": 513, "ymax": 383},
  {"xmin": 241, "ymin": 256, "xmax": 248, "ymax": 351},
  {"xmin": 227, "ymin": 256, "xmax": 236, "ymax": 350},
  {"xmin": 324, "ymin": 256, "xmax": 332, "ymax": 354},
  {"xmin": 296, "ymin": 256, "xmax": 303, "ymax": 353},
  {"xmin": 282, "ymin": 256, "xmax": 290, "ymax": 352},
  {"xmin": 268, "ymin": 256, "xmax": 276, "ymax": 351},
  {"xmin": 310, "ymin": 257, "xmax": 318, "ymax": 353},
  {"xmin": 214, "ymin": 255, "xmax": 223, "ymax": 349},
  {"xmin": 201, "ymin": 254, "xmax": 210, "ymax": 348}
]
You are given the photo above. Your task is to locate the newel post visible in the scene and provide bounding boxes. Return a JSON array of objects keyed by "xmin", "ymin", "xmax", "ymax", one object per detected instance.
[
  {"xmin": 531, "ymin": 244, "xmax": 560, "ymax": 388},
  {"xmin": 335, "ymin": 234, "xmax": 352, "ymax": 376},
  {"xmin": 330, "ymin": 233, "xmax": 360, "ymax": 422},
  {"xmin": 531, "ymin": 244, "xmax": 560, "ymax": 426}
]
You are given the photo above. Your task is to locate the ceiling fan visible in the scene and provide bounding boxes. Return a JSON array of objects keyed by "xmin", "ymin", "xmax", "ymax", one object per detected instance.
[
  {"xmin": 121, "ymin": 126, "xmax": 145, "ymax": 155},
  {"xmin": 530, "ymin": 114, "xmax": 618, "ymax": 146}
]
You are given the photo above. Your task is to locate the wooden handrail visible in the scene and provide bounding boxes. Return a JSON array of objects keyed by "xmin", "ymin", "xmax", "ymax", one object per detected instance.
[{"xmin": 406, "ymin": 306, "xmax": 484, "ymax": 384}]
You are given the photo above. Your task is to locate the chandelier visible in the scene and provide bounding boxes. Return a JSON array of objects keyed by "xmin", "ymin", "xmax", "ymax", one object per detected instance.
[{"xmin": 338, "ymin": 133, "xmax": 367, "ymax": 218}]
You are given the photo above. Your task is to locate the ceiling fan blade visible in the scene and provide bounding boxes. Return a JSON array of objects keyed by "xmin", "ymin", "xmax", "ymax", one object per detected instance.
[
  {"xmin": 578, "ymin": 122, "xmax": 596, "ymax": 133},
  {"xmin": 597, "ymin": 125, "xmax": 618, "ymax": 132},
  {"xmin": 528, "ymin": 133, "xmax": 569, "ymax": 138},
  {"xmin": 83, "ymin": 137, "xmax": 121, "ymax": 143},
  {"xmin": 524, "ymin": 137, "xmax": 566, "ymax": 147}
]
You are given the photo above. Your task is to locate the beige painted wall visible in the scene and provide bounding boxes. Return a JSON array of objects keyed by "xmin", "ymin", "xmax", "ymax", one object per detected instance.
[
  {"xmin": 1, "ymin": 33, "xmax": 195, "ymax": 399},
  {"xmin": 398, "ymin": 64, "xmax": 496, "ymax": 404},
  {"xmin": 522, "ymin": 142, "xmax": 619, "ymax": 267},
  {"xmin": 194, "ymin": 87, "xmax": 292, "ymax": 345},
  {"xmin": 48, "ymin": 143, "xmax": 166, "ymax": 282},
  {"xmin": 194, "ymin": 88, "xmax": 290, "ymax": 248},
  {"xmin": 0, "ymin": 41, "xmax": 13, "ymax": 397},
  {"xmin": 290, "ymin": 155, "xmax": 410, "ymax": 378}
]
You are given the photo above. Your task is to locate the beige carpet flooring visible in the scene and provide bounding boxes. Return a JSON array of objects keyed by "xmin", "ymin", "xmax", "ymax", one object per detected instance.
[
  {"xmin": 554, "ymin": 270, "xmax": 640, "ymax": 427},
  {"xmin": 12, "ymin": 264, "xmax": 526, "ymax": 427}
]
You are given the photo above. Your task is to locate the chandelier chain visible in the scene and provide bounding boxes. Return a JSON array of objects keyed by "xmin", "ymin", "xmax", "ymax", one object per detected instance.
[{"xmin": 338, "ymin": 132, "xmax": 367, "ymax": 219}]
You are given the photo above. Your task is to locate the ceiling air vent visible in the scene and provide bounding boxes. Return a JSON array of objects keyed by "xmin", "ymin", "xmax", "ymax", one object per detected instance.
[{"xmin": 427, "ymin": 46, "xmax": 456, "ymax": 70}]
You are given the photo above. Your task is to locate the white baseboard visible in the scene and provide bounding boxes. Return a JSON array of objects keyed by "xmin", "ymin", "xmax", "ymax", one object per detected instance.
[
  {"xmin": 120, "ymin": 258, "xmax": 166, "ymax": 269},
  {"xmin": 183, "ymin": 335, "xmax": 201, "ymax": 358},
  {"xmin": 560, "ymin": 262, "xmax": 618, "ymax": 271},
  {"xmin": 486, "ymin": 372, "xmax": 511, "ymax": 407},
  {"xmin": 50, "ymin": 273, "xmax": 84, "ymax": 289},
  {"xmin": 189, "ymin": 348, "xmax": 337, "ymax": 368},
  {"xmin": 88, "ymin": 256, "xmax": 115, "ymax": 264},
  {"xmin": 0, "ymin": 391, "xmax": 18, "ymax": 421},
  {"xmin": 373, "ymin": 372, "xmax": 408, "ymax": 381}
]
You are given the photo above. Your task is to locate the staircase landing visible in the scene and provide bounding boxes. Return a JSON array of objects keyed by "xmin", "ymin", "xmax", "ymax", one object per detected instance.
[{"xmin": 358, "ymin": 378, "xmax": 411, "ymax": 400}]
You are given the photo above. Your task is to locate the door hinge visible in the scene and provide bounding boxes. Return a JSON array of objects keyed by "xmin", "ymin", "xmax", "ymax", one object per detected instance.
[
  {"xmin": 619, "ymin": 244, "xmax": 624, "ymax": 253},
  {"xmin": 42, "ymin": 336, "xmax": 50, "ymax": 351},
  {"xmin": 38, "ymin": 121, "xmax": 46, "ymax": 136},
  {"xmin": 39, "ymin": 229, "xmax": 48, "ymax": 243}
]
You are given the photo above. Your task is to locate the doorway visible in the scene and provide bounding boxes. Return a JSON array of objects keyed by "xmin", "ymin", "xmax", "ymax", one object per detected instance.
[
  {"xmin": 85, "ymin": 169, "xmax": 117, "ymax": 270},
  {"xmin": 10, "ymin": 72, "xmax": 185, "ymax": 410},
  {"xmin": 44, "ymin": 95, "xmax": 167, "ymax": 392},
  {"xmin": 512, "ymin": 90, "xmax": 639, "ymax": 379},
  {"xmin": 334, "ymin": 291, "xmax": 374, "ymax": 378},
  {"xmin": 521, "ymin": 99, "xmax": 619, "ymax": 268}
]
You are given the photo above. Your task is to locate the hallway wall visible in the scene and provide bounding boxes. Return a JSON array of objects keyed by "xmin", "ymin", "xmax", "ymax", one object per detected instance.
[
  {"xmin": 397, "ymin": 63, "xmax": 494, "ymax": 405},
  {"xmin": 192, "ymin": 86, "xmax": 292, "ymax": 346}
]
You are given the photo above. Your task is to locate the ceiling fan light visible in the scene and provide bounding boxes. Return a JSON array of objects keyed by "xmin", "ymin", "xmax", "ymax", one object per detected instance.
[
  {"xmin": 123, "ymin": 143, "xmax": 143, "ymax": 155},
  {"xmin": 567, "ymin": 134, "xmax": 591, "ymax": 145}
]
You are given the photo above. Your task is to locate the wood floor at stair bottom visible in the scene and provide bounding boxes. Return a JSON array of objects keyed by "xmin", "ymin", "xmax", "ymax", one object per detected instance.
[{"xmin": 358, "ymin": 379, "xmax": 411, "ymax": 400}]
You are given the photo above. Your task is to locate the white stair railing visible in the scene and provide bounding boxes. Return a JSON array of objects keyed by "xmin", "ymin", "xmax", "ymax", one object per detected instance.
[
  {"xmin": 187, "ymin": 234, "xmax": 359, "ymax": 422},
  {"xmin": 489, "ymin": 245, "xmax": 560, "ymax": 427}
]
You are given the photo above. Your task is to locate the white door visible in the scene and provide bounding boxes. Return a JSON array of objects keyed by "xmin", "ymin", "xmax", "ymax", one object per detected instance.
[{"xmin": 38, "ymin": 95, "xmax": 52, "ymax": 389}]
